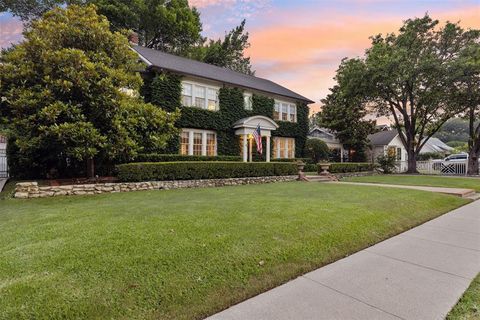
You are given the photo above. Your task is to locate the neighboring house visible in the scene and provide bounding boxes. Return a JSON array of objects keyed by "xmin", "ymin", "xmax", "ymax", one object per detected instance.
[
  {"xmin": 420, "ymin": 137, "xmax": 454, "ymax": 155},
  {"xmin": 367, "ymin": 130, "xmax": 407, "ymax": 162},
  {"xmin": 375, "ymin": 124, "xmax": 390, "ymax": 131},
  {"xmin": 308, "ymin": 126, "xmax": 346, "ymax": 162},
  {"xmin": 133, "ymin": 46, "xmax": 313, "ymax": 162}
]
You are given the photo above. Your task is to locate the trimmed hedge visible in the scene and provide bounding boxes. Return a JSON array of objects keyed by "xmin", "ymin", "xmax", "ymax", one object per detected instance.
[
  {"xmin": 134, "ymin": 154, "xmax": 241, "ymax": 162},
  {"xmin": 274, "ymin": 158, "xmax": 313, "ymax": 164},
  {"xmin": 116, "ymin": 161, "xmax": 298, "ymax": 182},
  {"xmin": 323, "ymin": 162, "xmax": 376, "ymax": 173}
]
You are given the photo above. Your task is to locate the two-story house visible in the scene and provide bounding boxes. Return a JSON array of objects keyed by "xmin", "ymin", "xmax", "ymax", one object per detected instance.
[{"xmin": 133, "ymin": 46, "xmax": 314, "ymax": 162}]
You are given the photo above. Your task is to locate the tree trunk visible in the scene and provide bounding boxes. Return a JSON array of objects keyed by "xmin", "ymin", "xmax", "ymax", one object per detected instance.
[
  {"xmin": 467, "ymin": 151, "xmax": 479, "ymax": 176},
  {"xmin": 407, "ymin": 152, "xmax": 417, "ymax": 173},
  {"xmin": 86, "ymin": 158, "xmax": 95, "ymax": 178},
  {"xmin": 406, "ymin": 137, "xmax": 418, "ymax": 174}
]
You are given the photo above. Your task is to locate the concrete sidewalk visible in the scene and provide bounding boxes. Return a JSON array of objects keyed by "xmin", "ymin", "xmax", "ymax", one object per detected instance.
[
  {"xmin": 207, "ymin": 200, "xmax": 480, "ymax": 320},
  {"xmin": 333, "ymin": 181, "xmax": 476, "ymax": 198}
]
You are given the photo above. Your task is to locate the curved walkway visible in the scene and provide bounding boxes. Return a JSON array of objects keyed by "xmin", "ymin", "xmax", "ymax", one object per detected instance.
[{"xmin": 207, "ymin": 200, "xmax": 480, "ymax": 320}]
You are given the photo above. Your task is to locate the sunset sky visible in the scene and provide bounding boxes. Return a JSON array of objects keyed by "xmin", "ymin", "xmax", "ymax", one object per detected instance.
[{"xmin": 1, "ymin": 0, "xmax": 479, "ymax": 112}]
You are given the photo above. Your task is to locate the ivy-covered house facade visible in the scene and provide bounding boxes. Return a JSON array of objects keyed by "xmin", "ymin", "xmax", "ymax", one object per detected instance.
[{"xmin": 133, "ymin": 46, "xmax": 313, "ymax": 162}]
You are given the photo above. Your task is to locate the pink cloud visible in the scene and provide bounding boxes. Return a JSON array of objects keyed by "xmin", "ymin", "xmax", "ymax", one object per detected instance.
[
  {"xmin": 246, "ymin": 5, "xmax": 480, "ymax": 114},
  {"xmin": 0, "ymin": 18, "xmax": 23, "ymax": 49},
  {"xmin": 189, "ymin": 0, "xmax": 236, "ymax": 8}
]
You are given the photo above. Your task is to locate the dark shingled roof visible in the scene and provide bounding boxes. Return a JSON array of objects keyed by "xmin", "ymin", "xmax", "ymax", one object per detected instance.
[
  {"xmin": 368, "ymin": 130, "xmax": 399, "ymax": 146},
  {"xmin": 133, "ymin": 45, "xmax": 314, "ymax": 104}
]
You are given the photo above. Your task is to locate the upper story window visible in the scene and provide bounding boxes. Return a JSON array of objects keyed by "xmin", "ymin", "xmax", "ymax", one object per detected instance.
[
  {"xmin": 181, "ymin": 81, "xmax": 219, "ymax": 111},
  {"xmin": 244, "ymin": 92, "xmax": 253, "ymax": 110},
  {"xmin": 274, "ymin": 100, "xmax": 296, "ymax": 122}
]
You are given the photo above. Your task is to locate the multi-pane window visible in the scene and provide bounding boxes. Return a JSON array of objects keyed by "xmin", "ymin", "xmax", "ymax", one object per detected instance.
[
  {"xmin": 281, "ymin": 103, "xmax": 288, "ymax": 121},
  {"xmin": 180, "ymin": 129, "xmax": 217, "ymax": 156},
  {"xmin": 181, "ymin": 81, "xmax": 219, "ymax": 111},
  {"xmin": 181, "ymin": 83, "xmax": 192, "ymax": 106},
  {"xmin": 193, "ymin": 132, "xmax": 203, "ymax": 155},
  {"xmin": 180, "ymin": 131, "xmax": 189, "ymax": 155},
  {"xmin": 206, "ymin": 133, "xmax": 216, "ymax": 156},
  {"xmin": 289, "ymin": 105, "xmax": 297, "ymax": 122},
  {"xmin": 273, "ymin": 137, "xmax": 295, "ymax": 159},
  {"xmin": 273, "ymin": 100, "xmax": 296, "ymax": 123},
  {"xmin": 207, "ymin": 88, "xmax": 218, "ymax": 111},
  {"xmin": 195, "ymin": 86, "xmax": 206, "ymax": 109},
  {"xmin": 288, "ymin": 139, "xmax": 295, "ymax": 158},
  {"xmin": 274, "ymin": 102, "xmax": 280, "ymax": 119},
  {"xmin": 244, "ymin": 93, "xmax": 253, "ymax": 110}
]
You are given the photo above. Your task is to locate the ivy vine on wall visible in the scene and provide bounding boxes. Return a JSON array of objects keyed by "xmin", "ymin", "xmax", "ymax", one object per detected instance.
[{"xmin": 143, "ymin": 71, "xmax": 310, "ymax": 157}]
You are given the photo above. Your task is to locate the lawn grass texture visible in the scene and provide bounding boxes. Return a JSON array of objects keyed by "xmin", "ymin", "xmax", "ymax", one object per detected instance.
[
  {"xmin": 448, "ymin": 273, "xmax": 480, "ymax": 320},
  {"xmin": 343, "ymin": 175, "xmax": 480, "ymax": 192},
  {"xmin": 0, "ymin": 182, "xmax": 468, "ymax": 319}
]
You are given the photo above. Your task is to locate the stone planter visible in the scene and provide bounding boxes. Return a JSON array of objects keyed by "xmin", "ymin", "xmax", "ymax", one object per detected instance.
[
  {"xmin": 296, "ymin": 161, "xmax": 308, "ymax": 181},
  {"xmin": 318, "ymin": 163, "xmax": 331, "ymax": 175}
]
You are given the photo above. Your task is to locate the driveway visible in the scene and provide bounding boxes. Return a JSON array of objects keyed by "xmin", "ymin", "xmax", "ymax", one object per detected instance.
[{"xmin": 207, "ymin": 200, "xmax": 480, "ymax": 320}]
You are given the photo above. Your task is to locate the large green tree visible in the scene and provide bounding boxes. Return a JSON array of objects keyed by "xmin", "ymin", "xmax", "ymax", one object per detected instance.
[
  {"xmin": 1, "ymin": 0, "xmax": 254, "ymax": 74},
  {"xmin": 200, "ymin": 20, "xmax": 254, "ymax": 75},
  {"xmin": 318, "ymin": 59, "xmax": 376, "ymax": 161},
  {"xmin": 329, "ymin": 15, "xmax": 478, "ymax": 173},
  {"xmin": 451, "ymin": 42, "xmax": 480, "ymax": 175},
  {"xmin": 0, "ymin": 5, "xmax": 178, "ymax": 178}
]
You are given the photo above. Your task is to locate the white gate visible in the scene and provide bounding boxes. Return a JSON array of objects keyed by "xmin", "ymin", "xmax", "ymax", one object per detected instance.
[
  {"xmin": 0, "ymin": 149, "xmax": 7, "ymax": 178},
  {"xmin": 395, "ymin": 160, "xmax": 473, "ymax": 176}
]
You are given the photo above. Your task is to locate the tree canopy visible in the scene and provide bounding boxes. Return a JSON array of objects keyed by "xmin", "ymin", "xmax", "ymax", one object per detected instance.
[
  {"xmin": 1, "ymin": 0, "xmax": 254, "ymax": 74},
  {"xmin": 0, "ymin": 5, "xmax": 178, "ymax": 178},
  {"xmin": 451, "ymin": 41, "xmax": 480, "ymax": 174},
  {"xmin": 200, "ymin": 20, "xmax": 254, "ymax": 75},
  {"xmin": 325, "ymin": 15, "xmax": 479, "ymax": 172},
  {"xmin": 317, "ymin": 58, "xmax": 376, "ymax": 161}
]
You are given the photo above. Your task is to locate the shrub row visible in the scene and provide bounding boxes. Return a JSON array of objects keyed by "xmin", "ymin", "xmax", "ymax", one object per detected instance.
[
  {"xmin": 322, "ymin": 162, "xmax": 376, "ymax": 173},
  {"xmin": 134, "ymin": 154, "xmax": 241, "ymax": 162},
  {"xmin": 274, "ymin": 158, "xmax": 313, "ymax": 164},
  {"xmin": 116, "ymin": 161, "xmax": 298, "ymax": 182}
]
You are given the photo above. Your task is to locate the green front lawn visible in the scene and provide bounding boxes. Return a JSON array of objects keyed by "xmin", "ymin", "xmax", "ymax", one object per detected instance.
[
  {"xmin": 343, "ymin": 175, "xmax": 480, "ymax": 192},
  {"xmin": 0, "ymin": 182, "xmax": 468, "ymax": 319},
  {"xmin": 448, "ymin": 273, "xmax": 480, "ymax": 320}
]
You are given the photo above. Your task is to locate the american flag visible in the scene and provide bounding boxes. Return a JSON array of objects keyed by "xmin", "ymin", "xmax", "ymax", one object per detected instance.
[{"xmin": 253, "ymin": 124, "xmax": 262, "ymax": 154}]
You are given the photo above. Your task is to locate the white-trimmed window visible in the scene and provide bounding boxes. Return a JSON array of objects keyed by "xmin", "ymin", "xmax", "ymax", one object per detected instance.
[
  {"xmin": 181, "ymin": 83, "xmax": 192, "ymax": 106},
  {"xmin": 273, "ymin": 100, "xmax": 296, "ymax": 122},
  {"xmin": 272, "ymin": 137, "xmax": 295, "ymax": 159},
  {"xmin": 244, "ymin": 92, "xmax": 253, "ymax": 110},
  {"xmin": 274, "ymin": 102, "xmax": 280, "ymax": 119},
  {"xmin": 181, "ymin": 81, "xmax": 219, "ymax": 111},
  {"xmin": 179, "ymin": 129, "xmax": 217, "ymax": 156}
]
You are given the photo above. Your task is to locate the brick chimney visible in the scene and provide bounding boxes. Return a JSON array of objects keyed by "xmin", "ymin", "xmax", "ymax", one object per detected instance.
[{"xmin": 128, "ymin": 31, "xmax": 139, "ymax": 46}]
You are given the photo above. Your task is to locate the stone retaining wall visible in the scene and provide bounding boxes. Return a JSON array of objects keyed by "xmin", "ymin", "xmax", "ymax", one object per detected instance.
[
  {"xmin": 14, "ymin": 176, "xmax": 297, "ymax": 199},
  {"xmin": 334, "ymin": 171, "xmax": 378, "ymax": 179}
]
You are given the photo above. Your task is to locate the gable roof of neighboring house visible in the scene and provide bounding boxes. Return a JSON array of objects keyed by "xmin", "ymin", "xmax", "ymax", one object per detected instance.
[
  {"xmin": 132, "ymin": 45, "xmax": 314, "ymax": 104},
  {"xmin": 367, "ymin": 130, "xmax": 400, "ymax": 146},
  {"xmin": 309, "ymin": 126, "xmax": 336, "ymax": 137},
  {"xmin": 422, "ymin": 137, "xmax": 454, "ymax": 153}
]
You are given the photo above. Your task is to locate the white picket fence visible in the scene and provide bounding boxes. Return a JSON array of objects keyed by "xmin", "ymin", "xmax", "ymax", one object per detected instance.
[
  {"xmin": 0, "ymin": 149, "xmax": 7, "ymax": 178},
  {"xmin": 395, "ymin": 160, "xmax": 475, "ymax": 176}
]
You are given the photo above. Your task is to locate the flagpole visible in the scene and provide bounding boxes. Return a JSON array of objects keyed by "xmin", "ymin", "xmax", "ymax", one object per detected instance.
[{"xmin": 248, "ymin": 134, "xmax": 253, "ymax": 162}]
